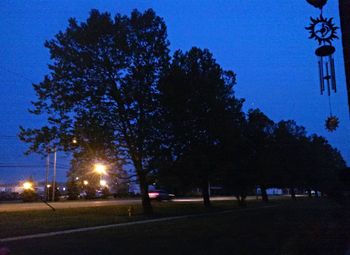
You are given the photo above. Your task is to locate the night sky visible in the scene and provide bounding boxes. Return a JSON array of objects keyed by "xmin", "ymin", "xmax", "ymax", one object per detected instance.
[{"xmin": 0, "ymin": 0, "xmax": 349, "ymax": 184}]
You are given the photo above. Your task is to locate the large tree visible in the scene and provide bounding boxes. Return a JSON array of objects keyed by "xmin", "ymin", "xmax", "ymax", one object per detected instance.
[
  {"xmin": 159, "ymin": 47, "xmax": 244, "ymax": 207},
  {"xmin": 19, "ymin": 9, "xmax": 170, "ymax": 214}
]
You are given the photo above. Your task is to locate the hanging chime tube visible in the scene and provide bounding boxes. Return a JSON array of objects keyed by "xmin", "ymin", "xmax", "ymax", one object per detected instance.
[
  {"xmin": 329, "ymin": 55, "xmax": 336, "ymax": 92},
  {"xmin": 325, "ymin": 61, "xmax": 331, "ymax": 96},
  {"xmin": 318, "ymin": 57, "xmax": 325, "ymax": 94}
]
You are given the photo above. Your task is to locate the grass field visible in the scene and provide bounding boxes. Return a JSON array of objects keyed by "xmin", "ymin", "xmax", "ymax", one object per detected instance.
[
  {"xmin": 0, "ymin": 198, "xmax": 349, "ymax": 255},
  {"xmin": 0, "ymin": 200, "xmax": 245, "ymax": 238}
]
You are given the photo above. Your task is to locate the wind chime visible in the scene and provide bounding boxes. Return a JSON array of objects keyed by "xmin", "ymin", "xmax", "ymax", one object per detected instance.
[{"xmin": 305, "ymin": 0, "xmax": 340, "ymax": 132}]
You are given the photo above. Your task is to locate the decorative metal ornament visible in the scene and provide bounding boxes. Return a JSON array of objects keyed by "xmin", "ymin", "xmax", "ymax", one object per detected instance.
[
  {"xmin": 306, "ymin": 15, "xmax": 339, "ymax": 45},
  {"xmin": 316, "ymin": 45, "xmax": 336, "ymax": 96},
  {"xmin": 325, "ymin": 115, "xmax": 339, "ymax": 132},
  {"xmin": 305, "ymin": 1, "xmax": 340, "ymax": 132},
  {"xmin": 306, "ymin": 0, "xmax": 328, "ymax": 9}
]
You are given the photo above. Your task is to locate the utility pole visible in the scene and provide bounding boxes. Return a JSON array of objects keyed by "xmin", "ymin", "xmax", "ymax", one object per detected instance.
[
  {"xmin": 338, "ymin": 0, "xmax": 350, "ymax": 115},
  {"xmin": 45, "ymin": 151, "xmax": 50, "ymax": 200},
  {"xmin": 52, "ymin": 146, "xmax": 57, "ymax": 202}
]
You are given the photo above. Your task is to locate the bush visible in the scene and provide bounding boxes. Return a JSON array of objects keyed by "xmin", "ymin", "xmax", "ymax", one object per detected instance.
[
  {"xmin": 0, "ymin": 192, "xmax": 20, "ymax": 201},
  {"xmin": 101, "ymin": 187, "xmax": 111, "ymax": 199},
  {"xmin": 21, "ymin": 190, "xmax": 38, "ymax": 202},
  {"xmin": 85, "ymin": 186, "xmax": 96, "ymax": 199},
  {"xmin": 67, "ymin": 179, "xmax": 80, "ymax": 200}
]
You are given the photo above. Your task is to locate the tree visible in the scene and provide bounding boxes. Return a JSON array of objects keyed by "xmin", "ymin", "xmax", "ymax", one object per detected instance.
[
  {"xmin": 19, "ymin": 9, "xmax": 170, "ymax": 214},
  {"xmin": 307, "ymin": 135, "xmax": 346, "ymax": 196},
  {"xmin": 159, "ymin": 47, "xmax": 244, "ymax": 207},
  {"xmin": 272, "ymin": 120, "xmax": 307, "ymax": 199},
  {"xmin": 246, "ymin": 109, "xmax": 275, "ymax": 202},
  {"xmin": 66, "ymin": 177, "xmax": 80, "ymax": 200}
]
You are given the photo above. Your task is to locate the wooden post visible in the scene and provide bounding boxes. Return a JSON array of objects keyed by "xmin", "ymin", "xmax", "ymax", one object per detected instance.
[{"xmin": 339, "ymin": 0, "xmax": 350, "ymax": 115}]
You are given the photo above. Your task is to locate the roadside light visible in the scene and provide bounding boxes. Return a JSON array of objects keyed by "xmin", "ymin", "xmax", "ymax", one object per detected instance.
[
  {"xmin": 83, "ymin": 180, "xmax": 89, "ymax": 186},
  {"xmin": 23, "ymin": 181, "xmax": 33, "ymax": 190},
  {"xmin": 46, "ymin": 184, "xmax": 51, "ymax": 188},
  {"xmin": 100, "ymin": 180, "xmax": 107, "ymax": 187},
  {"xmin": 72, "ymin": 138, "xmax": 78, "ymax": 144},
  {"xmin": 94, "ymin": 163, "xmax": 107, "ymax": 175}
]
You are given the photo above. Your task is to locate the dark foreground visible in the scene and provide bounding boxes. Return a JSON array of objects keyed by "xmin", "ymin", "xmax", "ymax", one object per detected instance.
[{"xmin": 1, "ymin": 198, "xmax": 349, "ymax": 255}]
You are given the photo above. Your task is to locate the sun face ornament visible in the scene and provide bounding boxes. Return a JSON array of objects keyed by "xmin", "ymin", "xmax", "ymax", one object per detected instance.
[
  {"xmin": 325, "ymin": 115, "xmax": 339, "ymax": 132},
  {"xmin": 306, "ymin": 15, "xmax": 339, "ymax": 45}
]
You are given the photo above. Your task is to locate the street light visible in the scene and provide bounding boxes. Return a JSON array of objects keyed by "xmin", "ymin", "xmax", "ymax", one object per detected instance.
[
  {"xmin": 94, "ymin": 163, "xmax": 107, "ymax": 191},
  {"xmin": 23, "ymin": 181, "xmax": 33, "ymax": 190},
  {"xmin": 94, "ymin": 163, "xmax": 107, "ymax": 175},
  {"xmin": 83, "ymin": 180, "xmax": 89, "ymax": 186},
  {"xmin": 100, "ymin": 179, "xmax": 107, "ymax": 187}
]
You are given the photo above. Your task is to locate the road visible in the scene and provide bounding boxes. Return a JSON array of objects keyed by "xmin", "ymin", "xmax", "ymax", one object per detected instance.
[{"xmin": 0, "ymin": 196, "xmax": 239, "ymax": 212}]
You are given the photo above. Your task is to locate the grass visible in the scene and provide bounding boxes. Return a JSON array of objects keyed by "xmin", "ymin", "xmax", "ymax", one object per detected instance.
[
  {"xmin": 0, "ymin": 200, "xmax": 246, "ymax": 238},
  {"xmin": 1, "ymin": 198, "xmax": 349, "ymax": 255}
]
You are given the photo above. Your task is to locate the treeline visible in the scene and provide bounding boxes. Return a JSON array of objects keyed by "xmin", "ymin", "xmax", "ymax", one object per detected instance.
[{"xmin": 19, "ymin": 9, "xmax": 347, "ymax": 214}]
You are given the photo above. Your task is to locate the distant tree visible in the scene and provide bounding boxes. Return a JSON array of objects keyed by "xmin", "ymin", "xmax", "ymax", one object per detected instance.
[
  {"xmin": 246, "ymin": 109, "xmax": 275, "ymax": 202},
  {"xmin": 273, "ymin": 120, "xmax": 307, "ymax": 200},
  {"xmin": 219, "ymin": 116, "xmax": 254, "ymax": 207},
  {"xmin": 66, "ymin": 177, "xmax": 80, "ymax": 200},
  {"xmin": 101, "ymin": 187, "xmax": 111, "ymax": 199},
  {"xmin": 19, "ymin": 9, "xmax": 170, "ymax": 214},
  {"xmin": 21, "ymin": 190, "xmax": 38, "ymax": 202},
  {"xmin": 159, "ymin": 47, "xmax": 245, "ymax": 207},
  {"xmin": 307, "ymin": 135, "xmax": 346, "ymax": 196},
  {"xmin": 84, "ymin": 186, "xmax": 97, "ymax": 200}
]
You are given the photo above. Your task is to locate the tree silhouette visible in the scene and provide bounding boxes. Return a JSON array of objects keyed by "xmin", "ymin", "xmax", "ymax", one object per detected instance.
[
  {"xmin": 159, "ymin": 47, "xmax": 244, "ymax": 207},
  {"xmin": 19, "ymin": 9, "xmax": 170, "ymax": 214}
]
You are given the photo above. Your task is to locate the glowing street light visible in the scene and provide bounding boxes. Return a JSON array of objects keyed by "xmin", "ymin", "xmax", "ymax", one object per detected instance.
[
  {"xmin": 94, "ymin": 163, "xmax": 107, "ymax": 175},
  {"xmin": 100, "ymin": 179, "xmax": 107, "ymax": 187},
  {"xmin": 23, "ymin": 181, "xmax": 33, "ymax": 190},
  {"xmin": 83, "ymin": 180, "xmax": 89, "ymax": 186}
]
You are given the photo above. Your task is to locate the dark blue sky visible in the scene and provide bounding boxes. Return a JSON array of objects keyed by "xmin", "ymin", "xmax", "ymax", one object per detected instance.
[{"xmin": 0, "ymin": 0, "xmax": 349, "ymax": 184}]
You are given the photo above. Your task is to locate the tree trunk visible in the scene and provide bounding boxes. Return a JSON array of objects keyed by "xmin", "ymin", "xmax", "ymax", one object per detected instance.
[
  {"xmin": 261, "ymin": 185, "xmax": 269, "ymax": 202},
  {"xmin": 139, "ymin": 172, "xmax": 153, "ymax": 215},
  {"xmin": 290, "ymin": 187, "xmax": 296, "ymax": 200},
  {"xmin": 201, "ymin": 181, "xmax": 211, "ymax": 208},
  {"xmin": 236, "ymin": 195, "xmax": 247, "ymax": 207}
]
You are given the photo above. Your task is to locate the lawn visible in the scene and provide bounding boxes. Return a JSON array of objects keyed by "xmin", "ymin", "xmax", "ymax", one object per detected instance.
[
  {"xmin": 0, "ymin": 198, "xmax": 349, "ymax": 255},
  {"xmin": 0, "ymin": 200, "xmax": 246, "ymax": 238}
]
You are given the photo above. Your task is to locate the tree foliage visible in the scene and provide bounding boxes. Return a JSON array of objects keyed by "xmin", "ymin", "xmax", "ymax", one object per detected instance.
[
  {"xmin": 19, "ymin": 8, "xmax": 170, "ymax": 214},
  {"xmin": 19, "ymin": 8, "xmax": 347, "ymax": 211}
]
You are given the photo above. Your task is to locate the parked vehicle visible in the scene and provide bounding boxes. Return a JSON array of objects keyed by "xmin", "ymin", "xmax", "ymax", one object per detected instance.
[{"xmin": 148, "ymin": 189, "xmax": 175, "ymax": 201}]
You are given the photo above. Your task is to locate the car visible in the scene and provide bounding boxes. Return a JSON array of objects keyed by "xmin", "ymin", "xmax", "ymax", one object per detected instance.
[{"xmin": 148, "ymin": 189, "xmax": 174, "ymax": 201}]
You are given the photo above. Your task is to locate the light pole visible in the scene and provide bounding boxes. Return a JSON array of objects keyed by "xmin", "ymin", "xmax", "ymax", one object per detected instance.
[
  {"xmin": 45, "ymin": 150, "xmax": 50, "ymax": 200},
  {"xmin": 52, "ymin": 146, "xmax": 57, "ymax": 201}
]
